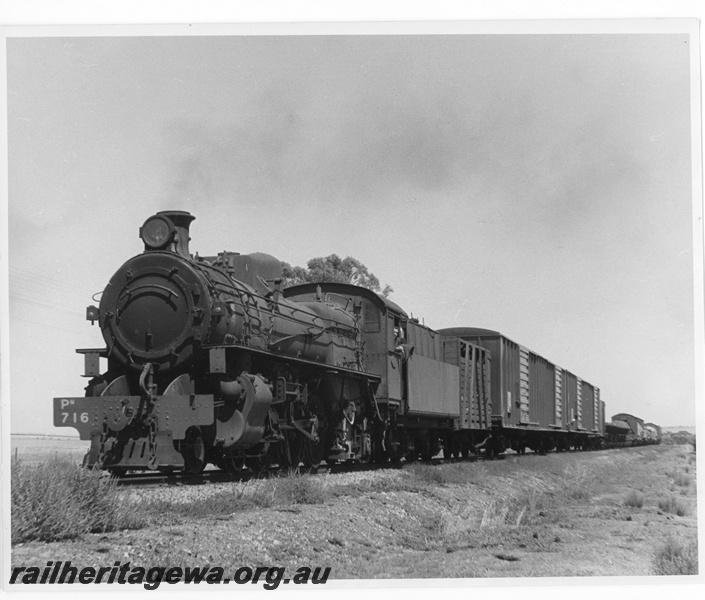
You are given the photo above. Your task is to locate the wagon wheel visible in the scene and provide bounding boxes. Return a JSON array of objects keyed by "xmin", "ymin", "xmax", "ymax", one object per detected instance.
[
  {"xmin": 181, "ymin": 427, "xmax": 206, "ymax": 475},
  {"xmin": 419, "ymin": 435, "xmax": 433, "ymax": 462},
  {"xmin": 405, "ymin": 447, "xmax": 418, "ymax": 462}
]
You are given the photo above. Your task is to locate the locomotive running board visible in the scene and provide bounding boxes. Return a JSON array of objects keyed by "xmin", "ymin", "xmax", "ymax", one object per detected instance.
[{"xmin": 205, "ymin": 344, "xmax": 381, "ymax": 381}]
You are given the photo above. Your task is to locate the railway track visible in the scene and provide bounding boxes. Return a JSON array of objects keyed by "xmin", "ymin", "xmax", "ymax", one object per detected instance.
[
  {"xmin": 112, "ymin": 442, "xmax": 640, "ymax": 488},
  {"xmin": 112, "ymin": 453, "xmax": 498, "ymax": 488}
]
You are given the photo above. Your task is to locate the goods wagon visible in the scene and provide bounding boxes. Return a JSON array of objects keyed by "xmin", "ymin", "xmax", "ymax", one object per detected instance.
[
  {"xmin": 605, "ymin": 419, "xmax": 632, "ymax": 446},
  {"xmin": 438, "ymin": 328, "xmax": 603, "ymax": 452},
  {"xmin": 611, "ymin": 413, "xmax": 656, "ymax": 446},
  {"xmin": 644, "ymin": 422, "xmax": 663, "ymax": 444}
]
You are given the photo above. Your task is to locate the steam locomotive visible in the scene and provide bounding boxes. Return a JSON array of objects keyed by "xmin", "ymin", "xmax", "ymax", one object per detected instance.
[{"xmin": 53, "ymin": 210, "xmax": 655, "ymax": 474}]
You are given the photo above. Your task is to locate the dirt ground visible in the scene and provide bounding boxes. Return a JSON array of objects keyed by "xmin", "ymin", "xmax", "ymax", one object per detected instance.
[{"xmin": 10, "ymin": 441, "xmax": 698, "ymax": 582}]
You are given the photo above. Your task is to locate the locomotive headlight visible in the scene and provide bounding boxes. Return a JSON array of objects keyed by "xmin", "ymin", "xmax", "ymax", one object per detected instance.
[{"xmin": 140, "ymin": 215, "xmax": 175, "ymax": 250}]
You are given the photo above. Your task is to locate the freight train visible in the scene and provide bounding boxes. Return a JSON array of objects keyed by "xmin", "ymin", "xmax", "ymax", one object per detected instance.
[{"xmin": 53, "ymin": 210, "xmax": 659, "ymax": 474}]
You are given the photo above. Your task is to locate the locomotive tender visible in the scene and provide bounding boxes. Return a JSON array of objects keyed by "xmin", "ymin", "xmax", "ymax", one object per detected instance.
[{"xmin": 53, "ymin": 210, "xmax": 654, "ymax": 474}]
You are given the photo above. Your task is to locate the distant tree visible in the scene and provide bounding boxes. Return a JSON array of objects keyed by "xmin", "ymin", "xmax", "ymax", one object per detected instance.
[{"xmin": 281, "ymin": 254, "xmax": 393, "ymax": 297}]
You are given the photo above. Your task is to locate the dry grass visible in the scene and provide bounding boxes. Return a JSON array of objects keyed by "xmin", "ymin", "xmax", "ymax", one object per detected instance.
[
  {"xmin": 405, "ymin": 462, "xmax": 488, "ymax": 485},
  {"xmin": 479, "ymin": 487, "xmax": 549, "ymax": 529},
  {"xmin": 562, "ymin": 463, "xmax": 592, "ymax": 501},
  {"xmin": 397, "ymin": 511, "xmax": 450, "ymax": 551},
  {"xmin": 652, "ymin": 536, "xmax": 698, "ymax": 575},
  {"xmin": 262, "ymin": 470, "xmax": 327, "ymax": 505},
  {"xmin": 11, "ymin": 457, "xmax": 145, "ymax": 543},
  {"xmin": 144, "ymin": 470, "xmax": 327, "ymax": 521}
]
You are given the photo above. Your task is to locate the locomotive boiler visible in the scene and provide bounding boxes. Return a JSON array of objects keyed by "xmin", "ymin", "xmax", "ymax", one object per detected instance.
[{"xmin": 54, "ymin": 211, "xmax": 383, "ymax": 474}]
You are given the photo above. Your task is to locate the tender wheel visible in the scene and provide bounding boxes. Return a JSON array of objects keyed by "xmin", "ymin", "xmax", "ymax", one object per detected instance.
[
  {"xmin": 181, "ymin": 427, "xmax": 206, "ymax": 475},
  {"xmin": 460, "ymin": 438, "xmax": 470, "ymax": 459},
  {"xmin": 443, "ymin": 434, "xmax": 454, "ymax": 460},
  {"xmin": 419, "ymin": 436, "xmax": 433, "ymax": 462}
]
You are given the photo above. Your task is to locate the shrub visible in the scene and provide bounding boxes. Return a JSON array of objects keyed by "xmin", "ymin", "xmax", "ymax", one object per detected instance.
[
  {"xmin": 671, "ymin": 472, "xmax": 692, "ymax": 488},
  {"xmin": 11, "ymin": 457, "xmax": 144, "ymax": 543},
  {"xmin": 624, "ymin": 490, "xmax": 645, "ymax": 508},
  {"xmin": 653, "ymin": 536, "xmax": 698, "ymax": 575},
  {"xmin": 658, "ymin": 496, "xmax": 689, "ymax": 517}
]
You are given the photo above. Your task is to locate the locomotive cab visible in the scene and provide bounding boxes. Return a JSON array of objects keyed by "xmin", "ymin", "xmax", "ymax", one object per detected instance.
[{"xmin": 283, "ymin": 283, "xmax": 474, "ymax": 461}]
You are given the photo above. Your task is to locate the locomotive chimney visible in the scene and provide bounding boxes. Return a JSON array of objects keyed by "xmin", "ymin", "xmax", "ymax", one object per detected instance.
[{"xmin": 158, "ymin": 210, "xmax": 195, "ymax": 258}]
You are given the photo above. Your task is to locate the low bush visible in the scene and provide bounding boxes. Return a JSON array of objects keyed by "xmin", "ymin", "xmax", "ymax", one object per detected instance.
[
  {"xmin": 653, "ymin": 536, "xmax": 698, "ymax": 575},
  {"xmin": 11, "ymin": 457, "xmax": 144, "ymax": 543},
  {"xmin": 671, "ymin": 472, "xmax": 692, "ymax": 488},
  {"xmin": 658, "ymin": 496, "xmax": 689, "ymax": 517},
  {"xmin": 624, "ymin": 490, "xmax": 644, "ymax": 508}
]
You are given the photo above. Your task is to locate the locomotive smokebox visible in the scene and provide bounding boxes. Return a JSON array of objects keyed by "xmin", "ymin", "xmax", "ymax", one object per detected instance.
[
  {"xmin": 140, "ymin": 210, "xmax": 195, "ymax": 258},
  {"xmin": 101, "ymin": 210, "xmax": 211, "ymax": 373}
]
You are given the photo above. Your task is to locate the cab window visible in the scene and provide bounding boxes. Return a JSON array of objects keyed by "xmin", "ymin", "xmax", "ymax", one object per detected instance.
[{"xmin": 363, "ymin": 299, "xmax": 381, "ymax": 333}]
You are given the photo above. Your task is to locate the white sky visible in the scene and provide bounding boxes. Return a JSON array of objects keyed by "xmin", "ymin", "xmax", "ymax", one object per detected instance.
[{"xmin": 2, "ymin": 21, "xmax": 702, "ymax": 436}]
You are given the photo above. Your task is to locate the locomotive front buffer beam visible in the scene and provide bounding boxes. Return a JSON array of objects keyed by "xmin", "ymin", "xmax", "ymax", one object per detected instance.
[{"xmin": 53, "ymin": 394, "xmax": 214, "ymax": 470}]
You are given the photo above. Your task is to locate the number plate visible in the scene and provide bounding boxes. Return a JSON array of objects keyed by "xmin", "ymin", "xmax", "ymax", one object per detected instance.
[{"xmin": 53, "ymin": 397, "xmax": 96, "ymax": 439}]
